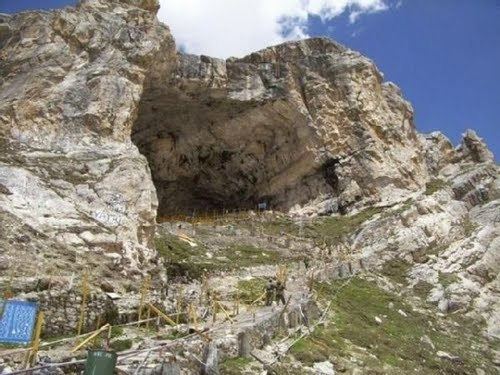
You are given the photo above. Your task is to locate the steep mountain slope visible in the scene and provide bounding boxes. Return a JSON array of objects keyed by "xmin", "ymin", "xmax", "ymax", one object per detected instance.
[
  {"xmin": 0, "ymin": 0, "xmax": 175, "ymax": 287},
  {"xmin": 0, "ymin": 1, "xmax": 498, "ymax": 373}
]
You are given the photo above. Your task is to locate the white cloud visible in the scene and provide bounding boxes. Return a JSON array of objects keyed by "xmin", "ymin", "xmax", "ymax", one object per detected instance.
[{"xmin": 157, "ymin": 0, "xmax": 389, "ymax": 58}]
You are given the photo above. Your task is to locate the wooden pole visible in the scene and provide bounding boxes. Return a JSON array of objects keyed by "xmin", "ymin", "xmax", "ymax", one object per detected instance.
[
  {"xmin": 25, "ymin": 311, "xmax": 44, "ymax": 368},
  {"xmin": 77, "ymin": 271, "xmax": 89, "ymax": 335},
  {"xmin": 107, "ymin": 325, "xmax": 112, "ymax": 349},
  {"xmin": 147, "ymin": 303, "xmax": 177, "ymax": 326},
  {"xmin": 146, "ymin": 305, "xmax": 152, "ymax": 330},
  {"xmin": 216, "ymin": 301, "xmax": 234, "ymax": 324},
  {"xmin": 71, "ymin": 324, "xmax": 110, "ymax": 353},
  {"xmin": 137, "ymin": 275, "xmax": 151, "ymax": 327},
  {"xmin": 188, "ymin": 303, "xmax": 198, "ymax": 330}
]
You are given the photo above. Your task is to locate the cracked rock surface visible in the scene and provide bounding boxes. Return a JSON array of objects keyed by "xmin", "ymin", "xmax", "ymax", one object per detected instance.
[
  {"xmin": 0, "ymin": 0, "xmax": 175, "ymax": 285},
  {"xmin": 0, "ymin": 1, "xmax": 498, "ymax": 357},
  {"xmin": 133, "ymin": 38, "xmax": 428, "ymax": 215}
]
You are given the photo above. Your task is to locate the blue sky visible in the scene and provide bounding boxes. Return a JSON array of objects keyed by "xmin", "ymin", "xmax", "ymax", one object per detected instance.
[{"xmin": 1, "ymin": 0, "xmax": 499, "ymax": 158}]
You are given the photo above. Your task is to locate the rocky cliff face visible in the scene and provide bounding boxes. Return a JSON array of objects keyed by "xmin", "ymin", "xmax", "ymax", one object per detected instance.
[
  {"xmin": 133, "ymin": 38, "xmax": 427, "ymax": 215},
  {"xmin": 354, "ymin": 144, "xmax": 499, "ymax": 338},
  {"xmin": 0, "ymin": 0, "xmax": 498, "ymax": 348},
  {"xmin": 0, "ymin": 0, "xmax": 175, "ymax": 288}
]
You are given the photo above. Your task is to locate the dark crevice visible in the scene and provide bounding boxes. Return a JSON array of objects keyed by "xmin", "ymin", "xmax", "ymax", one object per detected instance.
[{"xmin": 322, "ymin": 157, "xmax": 340, "ymax": 193}]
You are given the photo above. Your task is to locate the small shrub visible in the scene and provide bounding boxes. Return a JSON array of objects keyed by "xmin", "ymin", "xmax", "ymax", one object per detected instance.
[
  {"xmin": 235, "ymin": 278, "xmax": 267, "ymax": 304},
  {"xmin": 381, "ymin": 258, "xmax": 411, "ymax": 285},
  {"xmin": 438, "ymin": 272, "xmax": 459, "ymax": 287},
  {"xmin": 110, "ymin": 338, "xmax": 133, "ymax": 352},
  {"xmin": 110, "ymin": 326, "xmax": 124, "ymax": 338},
  {"xmin": 219, "ymin": 357, "xmax": 251, "ymax": 375},
  {"xmin": 425, "ymin": 179, "xmax": 450, "ymax": 195},
  {"xmin": 462, "ymin": 216, "xmax": 477, "ymax": 237}
]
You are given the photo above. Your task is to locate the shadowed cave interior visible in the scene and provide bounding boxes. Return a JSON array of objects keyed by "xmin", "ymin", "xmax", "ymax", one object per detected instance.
[{"xmin": 131, "ymin": 83, "xmax": 341, "ymax": 217}]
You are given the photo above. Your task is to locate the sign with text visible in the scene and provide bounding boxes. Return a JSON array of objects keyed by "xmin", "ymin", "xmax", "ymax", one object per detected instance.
[{"xmin": 0, "ymin": 300, "xmax": 38, "ymax": 345}]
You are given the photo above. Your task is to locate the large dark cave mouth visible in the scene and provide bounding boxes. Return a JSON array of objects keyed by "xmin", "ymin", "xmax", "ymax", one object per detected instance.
[{"xmin": 131, "ymin": 87, "xmax": 341, "ymax": 217}]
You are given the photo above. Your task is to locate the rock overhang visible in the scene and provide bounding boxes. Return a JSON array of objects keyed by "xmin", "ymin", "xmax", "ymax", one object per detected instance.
[{"xmin": 131, "ymin": 37, "xmax": 427, "ymax": 215}]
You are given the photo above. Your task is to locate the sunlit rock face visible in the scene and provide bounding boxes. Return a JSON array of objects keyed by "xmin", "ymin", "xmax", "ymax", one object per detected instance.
[
  {"xmin": 132, "ymin": 38, "xmax": 428, "ymax": 216},
  {"xmin": 1, "ymin": 0, "xmax": 498, "ymax": 343},
  {"xmin": 0, "ymin": 0, "xmax": 175, "ymax": 284}
]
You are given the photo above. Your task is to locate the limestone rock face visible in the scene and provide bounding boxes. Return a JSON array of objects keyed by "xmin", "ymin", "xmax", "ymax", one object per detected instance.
[
  {"xmin": 457, "ymin": 129, "xmax": 494, "ymax": 163},
  {"xmin": 419, "ymin": 131, "xmax": 456, "ymax": 174},
  {"xmin": 351, "ymin": 151, "xmax": 499, "ymax": 338},
  {"xmin": 0, "ymin": 0, "xmax": 175, "ymax": 290},
  {"xmin": 133, "ymin": 38, "xmax": 428, "ymax": 215},
  {"xmin": 1, "ymin": 0, "xmax": 498, "ymax": 341}
]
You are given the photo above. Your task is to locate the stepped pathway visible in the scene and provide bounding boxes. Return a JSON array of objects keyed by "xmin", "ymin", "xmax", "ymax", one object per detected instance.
[
  {"xmin": 116, "ymin": 261, "xmax": 317, "ymax": 373},
  {"xmin": 115, "ymin": 254, "xmax": 362, "ymax": 374},
  {"xmin": 113, "ymin": 217, "xmax": 368, "ymax": 373},
  {"xmin": 3, "ymin": 217, "xmax": 363, "ymax": 374}
]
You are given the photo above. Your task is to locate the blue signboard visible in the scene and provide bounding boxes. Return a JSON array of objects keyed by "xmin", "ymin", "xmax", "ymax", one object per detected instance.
[{"xmin": 0, "ymin": 300, "xmax": 38, "ymax": 345}]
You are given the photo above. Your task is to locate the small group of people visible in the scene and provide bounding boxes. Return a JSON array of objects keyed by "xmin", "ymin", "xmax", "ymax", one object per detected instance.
[{"xmin": 265, "ymin": 277, "xmax": 286, "ymax": 306}]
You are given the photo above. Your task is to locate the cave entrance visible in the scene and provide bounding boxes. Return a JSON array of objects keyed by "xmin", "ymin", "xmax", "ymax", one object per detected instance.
[
  {"xmin": 131, "ymin": 73, "xmax": 338, "ymax": 218},
  {"xmin": 131, "ymin": 86, "xmax": 278, "ymax": 217}
]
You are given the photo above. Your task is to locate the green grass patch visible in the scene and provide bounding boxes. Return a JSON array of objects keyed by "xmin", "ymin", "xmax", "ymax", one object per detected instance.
[
  {"xmin": 290, "ymin": 277, "xmax": 498, "ymax": 374},
  {"xmin": 156, "ymin": 234, "xmax": 281, "ymax": 279},
  {"xmin": 438, "ymin": 272, "xmax": 460, "ymax": 288},
  {"xmin": 240, "ymin": 215, "xmax": 298, "ymax": 237},
  {"xmin": 381, "ymin": 258, "xmax": 411, "ymax": 285},
  {"xmin": 413, "ymin": 280, "xmax": 434, "ymax": 299},
  {"xmin": 235, "ymin": 278, "xmax": 267, "ymax": 304},
  {"xmin": 294, "ymin": 206, "xmax": 384, "ymax": 246},
  {"xmin": 425, "ymin": 179, "xmax": 450, "ymax": 195},
  {"xmin": 110, "ymin": 326, "xmax": 124, "ymax": 338},
  {"xmin": 110, "ymin": 338, "xmax": 133, "ymax": 352},
  {"xmin": 220, "ymin": 356, "xmax": 252, "ymax": 375},
  {"xmin": 156, "ymin": 234, "xmax": 207, "ymax": 279},
  {"xmin": 221, "ymin": 244, "xmax": 281, "ymax": 268},
  {"xmin": 239, "ymin": 207, "xmax": 383, "ymax": 246},
  {"xmin": 461, "ymin": 216, "xmax": 477, "ymax": 237}
]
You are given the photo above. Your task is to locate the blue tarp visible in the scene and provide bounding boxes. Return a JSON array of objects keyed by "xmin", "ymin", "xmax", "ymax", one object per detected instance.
[{"xmin": 0, "ymin": 300, "xmax": 38, "ymax": 345}]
